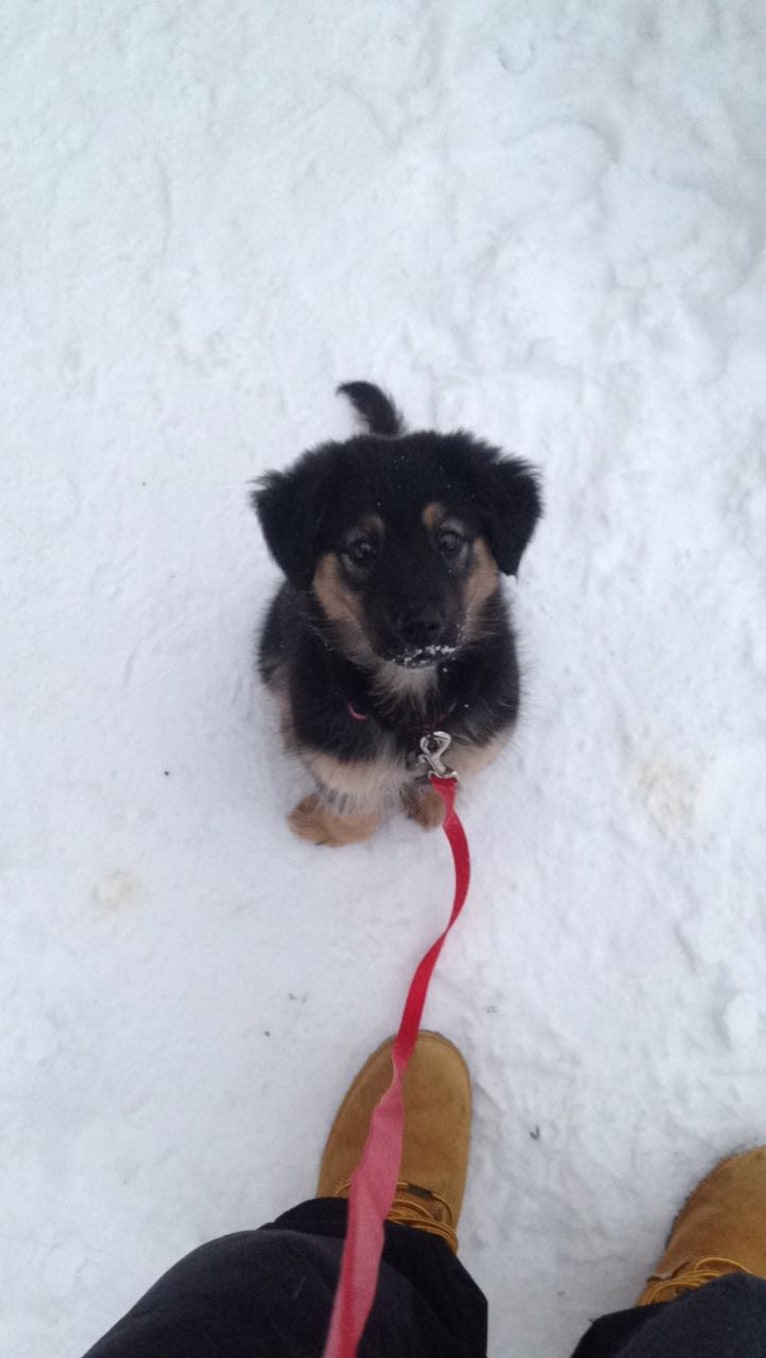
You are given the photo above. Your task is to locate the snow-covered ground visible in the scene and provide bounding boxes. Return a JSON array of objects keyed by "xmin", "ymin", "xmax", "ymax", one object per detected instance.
[{"xmin": 2, "ymin": 2, "xmax": 765, "ymax": 1355}]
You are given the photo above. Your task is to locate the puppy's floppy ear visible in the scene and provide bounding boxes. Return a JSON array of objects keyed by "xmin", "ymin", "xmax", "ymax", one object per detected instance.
[
  {"xmin": 252, "ymin": 458, "xmax": 327, "ymax": 588},
  {"xmin": 476, "ymin": 456, "xmax": 542, "ymax": 576}
]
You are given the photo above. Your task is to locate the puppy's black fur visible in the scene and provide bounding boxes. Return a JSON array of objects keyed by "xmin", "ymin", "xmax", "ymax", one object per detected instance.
[{"xmin": 253, "ymin": 383, "xmax": 542, "ymax": 843}]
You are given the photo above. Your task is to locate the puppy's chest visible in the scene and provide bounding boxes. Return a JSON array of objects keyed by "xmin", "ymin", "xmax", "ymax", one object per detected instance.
[
  {"xmin": 304, "ymin": 652, "xmax": 491, "ymax": 763},
  {"xmin": 342, "ymin": 679, "xmax": 463, "ymax": 763}
]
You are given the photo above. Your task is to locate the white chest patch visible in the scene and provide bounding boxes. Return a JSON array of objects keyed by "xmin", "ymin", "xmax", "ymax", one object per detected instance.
[{"xmin": 371, "ymin": 661, "xmax": 438, "ymax": 711}]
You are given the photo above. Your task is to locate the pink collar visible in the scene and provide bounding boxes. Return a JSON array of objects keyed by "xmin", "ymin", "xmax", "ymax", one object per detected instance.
[{"xmin": 347, "ymin": 701, "xmax": 449, "ymax": 729}]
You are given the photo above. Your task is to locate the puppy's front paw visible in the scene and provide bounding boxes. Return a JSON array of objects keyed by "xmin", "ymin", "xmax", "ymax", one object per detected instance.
[
  {"xmin": 404, "ymin": 783, "xmax": 447, "ymax": 831},
  {"xmin": 288, "ymin": 795, "xmax": 379, "ymax": 847}
]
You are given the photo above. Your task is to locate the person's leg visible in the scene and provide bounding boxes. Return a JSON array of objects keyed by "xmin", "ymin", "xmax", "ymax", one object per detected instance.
[
  {"xmin": 572, "ymin": 1148, "xmax": 766, "ymax": 1358},
  {"xmin": 82, "ymin": 1034, "xmax": 487, "ymax": 1358},
  {"xmin": 83, "ymin": 1205, "xmax": 484, "ymax": 1358},
  {"xmin": 573, "ymin": 1274, "xmax": 766, "ymax": 1357},
  {"xmin": 81, "ymin": 1222, "xmax": 346, "ymax": 1358}
]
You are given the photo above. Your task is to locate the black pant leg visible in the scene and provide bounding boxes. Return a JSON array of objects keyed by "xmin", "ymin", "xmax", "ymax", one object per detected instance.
[
  {"xmin": 571, "ymin": 1274, "xmax": 766, "ymax": 1358},
  {"xmin": 82, "ymin": 1199, "xmax": 487, "ymax": 1358}
]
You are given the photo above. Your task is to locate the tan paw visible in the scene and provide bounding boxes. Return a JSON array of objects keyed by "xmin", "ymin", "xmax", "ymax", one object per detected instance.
[
  {"xmin": 288, "ymin": 795, "xmax": 379, "ymax": 847},
  {"xmin": 405, "ymin": 783, "xmax": 447, "ymax": 831}
]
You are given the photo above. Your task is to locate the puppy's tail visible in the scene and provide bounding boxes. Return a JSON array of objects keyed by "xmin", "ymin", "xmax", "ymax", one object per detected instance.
[{"xmin": 337, "ymin": 381, "xmax": 405, "ymax": 438}]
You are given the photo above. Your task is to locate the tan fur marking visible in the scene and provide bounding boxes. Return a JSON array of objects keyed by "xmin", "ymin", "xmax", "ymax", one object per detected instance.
[
  {"xmin": 463, "ymin": 537, "xmax": 500, "ymax": 636},
  {"xmin": 288, "ymin": 794, "xmax": 379, "ymax": 846},
  {"xmin": 276, "ymin": 691, "xmax": 296, "ymax": 747},
  {"xmin": 304, "ymin": 748, "xmax": 405, "ymax": 811},
  {"xmin": 358, "ymin": 512, "xmax": 384, "ymax": 534},
  {"xmin": 403, "ymin": 782, "xmax": 447, "ymax": 830},
  {"xmin": 262, "ymin": 666, "xmax": 297, "ymax": 748},
  {"xmin": 421, "ymin": 502, "xmax": 446, "ymax": 530},
  {"xmin": 312, "ymin": 553, "xmax": 365, "ymax": 628},
  {"xmin": 448, "ymin": 730, "xmax": 510, "ymax": 778}
]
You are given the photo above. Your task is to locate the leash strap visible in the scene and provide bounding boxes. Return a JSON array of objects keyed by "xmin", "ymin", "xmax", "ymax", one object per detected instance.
[{"xmin": 322, "ymin": 775, "xmax": 471, "ymax": 1358}]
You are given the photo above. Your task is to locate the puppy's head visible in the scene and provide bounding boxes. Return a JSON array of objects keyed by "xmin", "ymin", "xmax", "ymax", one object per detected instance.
[{"xmin": 254, "ymin": 428, "xmax": 541, "ymax": 669}]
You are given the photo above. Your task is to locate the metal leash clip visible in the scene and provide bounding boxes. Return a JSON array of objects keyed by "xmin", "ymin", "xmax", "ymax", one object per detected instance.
[{"xmin": 418, "ymin": 731, "xmax": 458, "ymax": 782}]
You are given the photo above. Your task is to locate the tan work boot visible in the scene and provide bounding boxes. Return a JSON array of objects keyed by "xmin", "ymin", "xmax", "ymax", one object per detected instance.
[
  {"xmin": 638, "ymin": 1147, "xmax": 766, "ymax": 1304},
  {"xmin": 317, "ymin": 1032, "xmax": 471, "ymax": 1254}
]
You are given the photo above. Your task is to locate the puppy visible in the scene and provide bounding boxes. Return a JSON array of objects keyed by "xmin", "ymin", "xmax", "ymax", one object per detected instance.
[{"xmin": 253, "ymin": 383, "xmax": 542, "ymax": 845}]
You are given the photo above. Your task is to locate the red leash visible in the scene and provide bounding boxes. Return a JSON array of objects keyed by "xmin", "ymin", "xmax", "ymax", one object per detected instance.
[{"xmin": 323, "ymin": 735, "xmax": 471, "ymax": 1358}]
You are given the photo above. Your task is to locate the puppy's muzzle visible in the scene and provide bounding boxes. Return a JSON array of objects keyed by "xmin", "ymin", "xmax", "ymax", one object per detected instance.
[
  {"xmin": 395, "ymin": 604, "xmax": 446, "ymax": 649},
  {"xmin": 387, "ymin": 605, "xmax": 457, "ymax": 667}
]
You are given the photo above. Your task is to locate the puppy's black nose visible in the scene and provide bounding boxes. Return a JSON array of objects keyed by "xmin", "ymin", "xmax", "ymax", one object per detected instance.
[{"xmin": 397, "ymin": 605, "xmax": 446, "ymax": 647}]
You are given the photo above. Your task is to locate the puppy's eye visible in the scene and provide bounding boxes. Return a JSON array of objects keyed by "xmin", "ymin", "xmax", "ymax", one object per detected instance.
[
  {"xmin": 437, "ymin": 529, "xmax": 464, "ymax": 558},
  {"xmin": 344, "ymin": 538, "xmax": 378, "ymax": 568}
]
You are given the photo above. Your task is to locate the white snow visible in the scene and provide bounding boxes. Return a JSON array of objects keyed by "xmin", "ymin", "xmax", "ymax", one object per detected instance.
[{"xmin": 2, "ymin": 3, "xmax": 765, "ymax": 1356}]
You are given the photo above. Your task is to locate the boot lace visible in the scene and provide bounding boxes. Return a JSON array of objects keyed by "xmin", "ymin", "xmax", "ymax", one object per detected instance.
[
  {"xmin": 334, "ymin": 1178, "xmax": 458, "ymax": 1253},
  {"xmin": 641, "ymin": 1255, "xmax": 753, "ymax": 1304}
]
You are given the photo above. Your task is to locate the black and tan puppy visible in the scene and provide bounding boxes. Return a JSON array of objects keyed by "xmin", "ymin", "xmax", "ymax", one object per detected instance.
[{"xmin": 253, "ymin": 383, "xmax": 542, "ymax": 845}]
